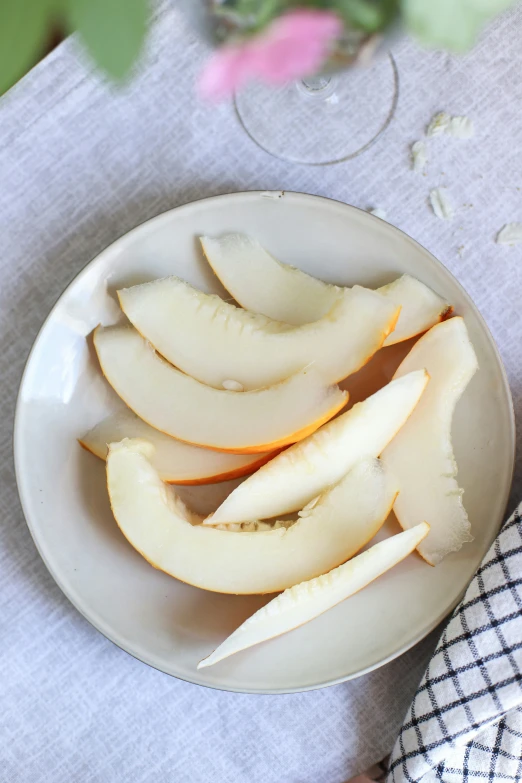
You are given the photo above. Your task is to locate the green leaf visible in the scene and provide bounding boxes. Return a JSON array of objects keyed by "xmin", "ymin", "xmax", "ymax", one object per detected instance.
[
  {"xmin": 469, "ymin": 0, "xmax": 518, "ymax": 12},
  {"xmin": 297, "ymin": 0, "xmax": 400, "ymax": 33},
  {"xmin": 402, "ymin": 0, "xmax": 518, "ymax": 52},
  {"xmin": 66, "ymin": 0, "xmax": 149, "ymax": 80},
  {"xmin": 214, "ymin": 0, "xmax": 284, "ymax": 33},
  {"xmin": 256, "ymin": 0, "xmax": 284, "ymax": 27},
  {"xmin": 334, "ymin": 0, "xmax": 387, "ymax": 31},
  {"xmin": 0, "ymin": 0, "xmax": 55, "ymax": 95}
]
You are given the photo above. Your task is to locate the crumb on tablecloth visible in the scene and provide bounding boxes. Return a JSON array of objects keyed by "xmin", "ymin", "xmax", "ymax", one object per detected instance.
[
  {"xmin": 411, "ymin": 140, "xmax": 428, "ymax": 174},
  {"xmin": 496, "ymin": 223, "xmax": 522, "ymax": 246},
  {"xmin": 430, "ymin": 188, "xmax": 454, "ymax": 220}
]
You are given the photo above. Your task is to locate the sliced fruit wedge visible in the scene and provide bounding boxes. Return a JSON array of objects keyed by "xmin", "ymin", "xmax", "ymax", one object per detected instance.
[
  {"xmin": 200, "ymin": 233, "xmax": 451, "ymax": 345},
  {"xmin": 201, "ymin": 233, "xmax": 343, "ymax": 326},
  {"xmin": 117, "ymin": 277, "xmax": 399, "ymax": 390},
  {"xmin": 381, "ymin": 317, "xmax": 478, "ymax": 565},
  {"xmin": 379, "ymin": 276, "xmax": 452, "ymax": 346},
  {"xmin": 208, "ymin": 369, "xmax": 428, "ymax": 524},
  {"xmin": 107, "ymin": 441, "xmax": 399, "ymax": 594},
  {"xmin": 79, "ymin": 410, "xmax": 276, "ymax": 484},
  {"xmin": 93, "ymin": 326, "xmax": 347, "ymax": 454},
  {"xmin": 198, "ymin": 522, "xmax": 430, "ymax": 668}
]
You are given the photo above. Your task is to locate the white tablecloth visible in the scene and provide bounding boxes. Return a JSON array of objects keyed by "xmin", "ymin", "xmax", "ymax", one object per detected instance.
[{"xmin": 1, "ymin": 3, "xmax": 521, "ymax": 781}]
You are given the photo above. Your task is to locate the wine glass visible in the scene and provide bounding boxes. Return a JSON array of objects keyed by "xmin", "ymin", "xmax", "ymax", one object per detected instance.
[{"xmin": 188, "ymin": 1, "xmax": 399, "ymax": 166}]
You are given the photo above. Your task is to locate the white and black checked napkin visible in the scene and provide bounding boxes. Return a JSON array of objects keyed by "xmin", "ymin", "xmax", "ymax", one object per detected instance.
[{"xmin": 385, "ymin": 504, "xmax": 522, "ymax": 783}]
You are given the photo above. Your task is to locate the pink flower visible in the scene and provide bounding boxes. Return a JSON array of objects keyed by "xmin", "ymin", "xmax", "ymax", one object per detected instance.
[{"xmin": 199, "ymin": 9, "xmax": 343, "ymax": 100}]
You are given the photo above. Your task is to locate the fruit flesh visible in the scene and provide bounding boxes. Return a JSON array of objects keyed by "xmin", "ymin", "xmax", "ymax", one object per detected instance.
[
  {"xmin": 107, "ymin": 441, "xmax": 398, "ymax": 595},
  {"xmin": 79, "ymin": 410, "xmax": 276, "ymax": 484},
  {"xmin": 381, "ymin": 317, "xmax": 478, "ymax": 565},
  {"xmin": 200, "ymin": 233, "xmax": 451, "ymax": 345},
  {"xmin": 198, "ymin": 522, "xmax": 430, "ymax": 668},
  {"xmin": 118, "ymin": 277, "xmax": 400, "ymax": 390},
  {"xmin": 93, "ymin": 325, "xmax": 348, "ymax": 453},
  {"xmin": 208, "ymin": 369, "xmax": 429, "ymax": 525},
  {"xmin": 201, "ymin": 233, "xmax": 342, "ymax": 325},
  {"xmin": 380, "ymin": 276, "xmax": 452, "ymax": 346}
]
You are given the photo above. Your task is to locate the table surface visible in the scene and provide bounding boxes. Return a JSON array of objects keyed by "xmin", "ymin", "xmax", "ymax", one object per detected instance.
[{"xmin": 1, "ymin": 2, "xmax": 521, "ymax": 782}]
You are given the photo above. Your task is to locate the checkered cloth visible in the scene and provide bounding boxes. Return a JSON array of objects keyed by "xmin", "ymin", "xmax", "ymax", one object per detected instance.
[{"xmin": 386, "ymin": 504, "xmax": 522, "ymax": 782}]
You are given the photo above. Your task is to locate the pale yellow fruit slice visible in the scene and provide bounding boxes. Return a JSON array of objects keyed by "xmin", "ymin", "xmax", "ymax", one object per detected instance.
[
  {"xmin": 379, "ymin": 276, "xmax": 452, "ymax": 346},
  {"xmin": 381, "ymin": 317, "xmax": 478, "ymax": 565},
  {"xmin": 201, "ymin": 233, "xmax": 343, "ymax": 326},
  {"xmin": 107, "ymin": 441, "xmax": 398, "ymax": 595},
  {"xmin": 208, "ymin": 369, "xmax": 428, "ymax": 525},
  {"xmin": 117, "ymin": 277, "xmax": 399, "ymax": 390},
  {"xmin": 200, "ymin": 233, "xmax": 451, "ymax": 345},
  {"xmin": 93, "ymin": 325, "xmax": 347, "ymax": 454},
  {"xmin": 198, "ymin": 522, "xmax": 430, "ymax": 668},
  {"xmin": 79, "ymin": 411, "xmax": 276, "ymax": 485}
]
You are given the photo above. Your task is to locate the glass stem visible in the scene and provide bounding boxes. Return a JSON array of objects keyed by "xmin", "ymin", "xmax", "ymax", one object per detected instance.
[{"xmin": 296, "ymin": 76, "xmax": 338, "ymax": 101}]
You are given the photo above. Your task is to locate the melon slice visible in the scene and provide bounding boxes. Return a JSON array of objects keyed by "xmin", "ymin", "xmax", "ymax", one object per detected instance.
[
  {"xmin": 93, "ymin": 326, "xmax": 347, "ymax": 454},
  {"xmin": 201, "ymin": 233, "xmax": 343, "ymax": 326},
  {"xmin": 198, "ymin": 522, "xmax": 430, "ymax": 668},
  {"xmin": 200, "ymin": 233, "xmax": 451, "ymax": 345},
  {"xmin": 208, "ymin": 369, "xmax": 428, "ymax": 524},
  {"xmin": 379, "ymin": 276, "xmax": 452, "ymax": 346},
  {"xmin": 381, "ymin": 317, "xmax": 478, "ymax": 565},
  {"xmin": 79, "ymin": 411, "xmax": 276, "ymax": 484},
  {"xmin": 107, "ymin": 441, "xmax": 398, "ymax": 594},
  {"xmin": 117, "ymin": 277, "xmax": 399, "ymax": 390}
]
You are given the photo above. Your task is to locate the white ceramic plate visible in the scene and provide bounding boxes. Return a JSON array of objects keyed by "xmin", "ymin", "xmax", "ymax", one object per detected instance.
[{"xmin": 14, "ymin": 191, "xmax": 515, "ymax": 694}]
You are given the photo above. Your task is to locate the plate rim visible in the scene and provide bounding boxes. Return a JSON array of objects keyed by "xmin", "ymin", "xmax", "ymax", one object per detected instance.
[{"xmin": 13, "ymin": 189, "xmax": 516, "ymax": 694}]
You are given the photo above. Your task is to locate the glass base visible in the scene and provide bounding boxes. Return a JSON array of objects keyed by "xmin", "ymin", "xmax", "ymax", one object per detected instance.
[{"xmin": 234, "ymin": 54, "xmax": 399, "ymax": 166}]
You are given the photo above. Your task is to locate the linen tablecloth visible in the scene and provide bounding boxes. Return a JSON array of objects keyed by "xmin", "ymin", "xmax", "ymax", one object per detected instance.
[{"xmin": 1, "ymin": 2, "xmax": 521, "ymax": 781}]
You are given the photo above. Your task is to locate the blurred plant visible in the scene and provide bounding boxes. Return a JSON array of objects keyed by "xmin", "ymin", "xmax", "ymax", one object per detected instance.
[
  {"xmin": 208, "ymin": 0, "xmax": 400, "ymax": 39},
  {"xmin": 402, "ymin": 0, "xmax": 518, "ymax": 51},
  {"xmin": 208, "ymin": 0, "xmax": 518, "ymax": 47},
  {"xmin": 199, "ymin": 0, "xmax": 519, "ymax": 98},
  {"xmin": 0, "ymin": 0, "xmax": 149, "ymax": 95},
  {"xmin": 199, "ymin": 8, "xmax": 344, "ymax": 99},
  {"xmin": 0, "ymin": 0, "xmax": 518, "ymax": 96}
]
